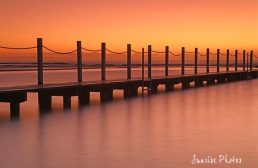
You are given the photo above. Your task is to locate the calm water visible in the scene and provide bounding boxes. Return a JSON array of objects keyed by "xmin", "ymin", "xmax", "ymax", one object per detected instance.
[{"xmin": 0, "ymin": 69, "xmax": 257, "ymax": 168}]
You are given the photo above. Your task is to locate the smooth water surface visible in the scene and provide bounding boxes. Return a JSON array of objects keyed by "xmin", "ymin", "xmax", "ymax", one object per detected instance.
[{"xmin": 0, "ymin": 70, "xmax": 257, "ymax": 168}]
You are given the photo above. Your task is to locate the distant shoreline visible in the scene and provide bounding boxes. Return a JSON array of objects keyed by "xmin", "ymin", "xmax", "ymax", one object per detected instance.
[{"xmin": 0, "ymin": 62, "xmax": 257, "ymax": 72}]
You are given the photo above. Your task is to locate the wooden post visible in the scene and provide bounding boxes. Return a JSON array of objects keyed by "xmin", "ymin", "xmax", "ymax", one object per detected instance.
[
  {"xmin": 165, "ymin": 46, "xmax": 169, "ymax": 76},
  {"xmin": 127, "ymin": 44, "xmax": 131, "ymax": 79},
  {"xmin": 142, "ymin": 48, "xmax": 145, "ymax": 96},
  {"xmin": 194, "ymin": 48, "xmax": 198, "ymax": 74},
  {"xmin": 247, "ymin": 52, "xmax": 249, "ymax": 72},
  {"xmin": 206, "ymin": 48, "xmax": 209, "ymax": 73},
  {"xmin": 243, "ymin": 50, "xmax": 246, "ymax": 70},
  {"xmin": 101, "ymin": 42, "xmax": 106, "ymax": 80},
  {"xmin": 182, "ymin": 47, "xmax": 185, "ymax": 75},
  {"xmin": 226, "ymin": 49, "xmax": 229, "ymax": 72},
  {"xmin": 37, "ymin": 38, "xmax": 43, "ymax": 85},
  {"xmin": 250, "ymin": 50, "xmax": 253, "ymax": 71},
  {"xmin": 77, "ymin": 41, "xmax": 82, "ymax": 82},
  {"xmin": 235, "ymin": 50, "xmax": 238, "ymax": 71},
  {"xmin": 148, "ymin": 45, "xmax": 152, "ymax": 79},
  {"xmin": 217, "ymin": 49, "xmax": 220, "ymax": 72}
]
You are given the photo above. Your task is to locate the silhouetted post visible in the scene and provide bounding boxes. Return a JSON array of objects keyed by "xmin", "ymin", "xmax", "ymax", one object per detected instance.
[
  {"xmin": 235, "ymin": 50, "xmax": 238, "ymax": 71},
  {"xmin": 226, "ymin": 49, "xmax": 229, "ymax": 72},
  {"xmin": 250, "ymin": 50, "xmax": 253, "ymax": 71},
  {"xmin": 142, "ymin": 48, "xmax": 145, "ymax": 96},
  {"xmin": 127, "ymin": 44, "xmax": 131, "ymax": 79},
  {"xmin": 165, "ymin": 46, "xmax": 169, "ymax": 76},
  {"xmin": 182, "ymin": 47, "xmax": 185, "ymax": 75},
  {"xmin": 247, "ymin": 52, "xmax": 249, "ymax": 72},
  {"xmin": 37, "ymin": 38, "xmax": 43, "ymax": 85},
  {"xmin": 148, "ymin": 45, "xmax": 152, "ymax": 79},
  {"xmin": 206, "ymin": 48, "xmax": 209, "ymax": 73},
  {"xmin": 217, "ymin": 49, "xmax": 220, "ymax": 72},
  {"xmin": 243, "ymin": 50, "xmax": 246, "ymax": 70},
  {"xmin": 101, "ymin": 43, "xmax": 106, "ymax": 80},
  {"xmin": 194, "ymin": 48, "xmax": 198, "ymax": 74},
  {"xmin": 77, "ymin": 41, "xmax": 82, "ymax": 82}
]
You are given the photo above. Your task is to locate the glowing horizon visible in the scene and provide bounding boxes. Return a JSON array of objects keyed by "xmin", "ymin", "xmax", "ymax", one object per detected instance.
[{"xmin": 0, "ymin": 0, "xmax": 258, "ymax": 58}]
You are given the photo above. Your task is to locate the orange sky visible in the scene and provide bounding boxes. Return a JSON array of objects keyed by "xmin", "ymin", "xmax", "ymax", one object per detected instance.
[{"xmin": 0, "ymin": 0, "xmax": 258, "ymax": 58}]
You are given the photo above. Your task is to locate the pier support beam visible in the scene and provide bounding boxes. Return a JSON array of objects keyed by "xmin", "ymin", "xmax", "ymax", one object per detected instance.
[
  {"xmin": 100, "ymin": 89, "xmax": 113, "ymax": 102},
  {"xmin": 38, "ymin": 92, "xmax": 52, "ymax": 112},
  {"xmin": 217, "ymin": 76, "xmax": 226, "ymax": 84},
  {"xmin": 10, "ymin": 102, "xmax": 20, "ymax": 118},
  {"xmin": 124, "ymin": 86, "xmax": 138, "ymax": 98},
  {"xmin": 165, "ymin": 83, "xmax": 174, "ymax": 92},
  {"xmin": 207, "ymin": 78, "xmax": 215, "ymax": 85},
  {"xmin": 182, "ymin": 81, "xmax": 190, "ymax": 89},
  {"xmin": 0, "ymin": 92, "xmax": 27, "ymax": 118},
  {"xmin": 63, "ymin": 96, "xmax": 71, "ymax": 109},
  {"xmin": 194, "ymin": 80, "xmax": 203, "ymax": 87},
  {"xmin": 148, "ymin": 83, "xmax": 158, "ymax": 94},
  {"xmin": 78, "ymin": 90, "xmax": 90, "ymax": 107}
]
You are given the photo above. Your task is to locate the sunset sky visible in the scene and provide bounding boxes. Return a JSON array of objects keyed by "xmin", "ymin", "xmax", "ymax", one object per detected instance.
[{"xmin": 0, "ymin": 0, "xmax": 258, "ymax": 60}]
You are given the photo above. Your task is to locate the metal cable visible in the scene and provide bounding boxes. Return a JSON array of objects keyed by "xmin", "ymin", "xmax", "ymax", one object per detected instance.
[
  {"xmin": 219, "ymin": 52, "xmax": 225, "ymax": 56},
  {"xmin": 132, "ymin": 50, "xmax": 148, "ymax": 54},
  {"xmin": 198, "ymin": 52, "xmax": 206, "ymax": 57},
  {"xmin": 209, "ymin": 52, "xmax": 217, "ymax": 55},
  {"xmin": 185, "ymin": 51, "xmax": 195, "ymax": 54},
  {"xmin": 151, "ymin": 50, "xmax": 165, "ymax": 54},
  {"xmin": 229, "ymin": 53, "xmax": 235, "ymax": 57},
  {"xmin": 254, "ymin": 54, "xmax": 258, "ymax": 58},
  {"xmin": 0, "ymin": 45, "xmax": 37, "ymax": 50},
  {"xmin": 106, "ymin": 49, "xmax": 127, "ymax": 55},
  {"xmin": 131, "ymin": 50, "xmax": 142, "ymax": 54},
  {"xmin": 43, "ymin": 46, "xmax": 77, "ymax": 54},
  {"xmin": 81, "ymin": 47, "xmax": 101, "ymax": 52},
  {"xmin": 169, "ymin": 51, "xmax": 181, "ymax": 57}
]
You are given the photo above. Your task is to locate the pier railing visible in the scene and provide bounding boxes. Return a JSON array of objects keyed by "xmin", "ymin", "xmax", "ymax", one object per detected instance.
[{"xmin": 0, "ymin": 38, "xmax": 257, "ymax": 86}]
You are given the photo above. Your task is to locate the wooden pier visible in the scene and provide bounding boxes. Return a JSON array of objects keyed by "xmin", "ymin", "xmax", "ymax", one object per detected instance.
[{"xmin": 0, "ymin": 38, "xmax": 257, "ymax": 117}]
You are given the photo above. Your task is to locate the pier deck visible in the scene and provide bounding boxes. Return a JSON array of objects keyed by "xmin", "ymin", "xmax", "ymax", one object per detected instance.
[{"xmin": 1, "ymin": 70, "xmax": 257, "ymax": 117}]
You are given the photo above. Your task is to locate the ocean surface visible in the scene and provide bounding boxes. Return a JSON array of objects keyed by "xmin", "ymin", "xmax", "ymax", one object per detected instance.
[{"xmin": 0, "ymin": 68, "xmax": 257, "ymax": 168}]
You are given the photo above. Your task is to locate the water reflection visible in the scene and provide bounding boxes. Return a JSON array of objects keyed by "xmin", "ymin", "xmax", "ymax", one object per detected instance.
[{"xmin": 0, "ymin": 80, "xmax": 257, "ymax": 168}]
